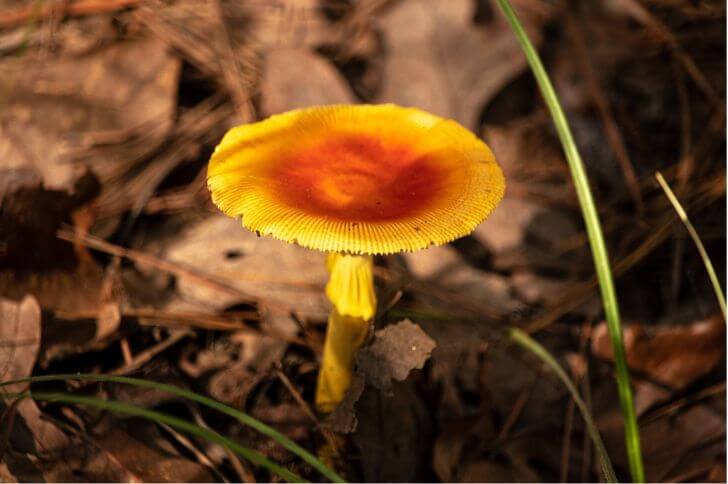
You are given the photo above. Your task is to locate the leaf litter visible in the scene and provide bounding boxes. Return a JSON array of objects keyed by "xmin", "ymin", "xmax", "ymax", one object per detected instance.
[{"xmin": 0, "ymin": 0, "xmax": 724, "ymax": 482}]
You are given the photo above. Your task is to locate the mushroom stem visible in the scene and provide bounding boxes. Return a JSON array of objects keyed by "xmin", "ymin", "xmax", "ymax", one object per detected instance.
[{"xmin": 316, "ymin": 254, "xmax": 376, "ymax": 413}]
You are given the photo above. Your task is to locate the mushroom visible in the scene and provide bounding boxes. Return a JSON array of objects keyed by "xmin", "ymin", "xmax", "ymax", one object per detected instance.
[{"xmin": 207, "ymin": 104, "xmax": 505, "ymax": 412}]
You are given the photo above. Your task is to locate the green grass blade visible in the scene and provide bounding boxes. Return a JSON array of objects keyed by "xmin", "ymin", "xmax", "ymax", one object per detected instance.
[
  {"xmin": 0, "ymin": 374, "xmax": 344, "ymax": 483},
  {"xmin": 509, "ymin": 328, "xmax": 617, "ymax": 482},
  {"xmin": 655, "ymin": 171, "xmax": 726, "ymax": 319},
  {"xmin": 495, "ymin": 1, "xmax": 644, "ymax": 481},
  {"xmin": 3, "ymin": 391, "xmax": 304, "ymax": 483}
]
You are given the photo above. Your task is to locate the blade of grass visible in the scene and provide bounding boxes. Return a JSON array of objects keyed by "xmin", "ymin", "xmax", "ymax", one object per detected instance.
[
  {"xmin": 495, "ymin": 1, "xmax": 644, "ymax": 481},
  {"xmin": 2, "ymin": 391, "xmax": 303, "ymax": 483},
  {"xmin": 655, "ymin": 171, "xmax": 726, "ymax": 319},
  {"xmin": 0, "ymin": 374, "xmax": 344, "ymax": 483},
  {"xmin": 509, "ymin": 327, "xmax": 617, "ymax": 482}
]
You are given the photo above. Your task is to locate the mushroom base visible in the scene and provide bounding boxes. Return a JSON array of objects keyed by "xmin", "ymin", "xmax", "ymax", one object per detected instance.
[
  {"xmin": 315, "ymin": 308, "xmax": 370, "ymax": 413},
  {"xmin": 316, "ymin": 254, "xmax": 376, "ymax": 413}
]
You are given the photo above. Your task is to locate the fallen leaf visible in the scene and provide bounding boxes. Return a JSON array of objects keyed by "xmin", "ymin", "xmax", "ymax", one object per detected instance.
[
  {"xmin": 0, "ymin": 37, "xmax": 180, "ymax": 192},
  {"xmin": 511, "ymin": 270, "xmax": 572, "ymax": 306},
  {"xmin": 158, "ymin": 214, "xmax": 328, "ymax": 323},
  {"xmin": 0, "ymin": 461, "xmax": 17, "ymax": 482},
  {"xmin": 356, "ymin": 319, "xmax": 436, "ymax": 390},
  {"xmin": 375, "ymin": 0, "xmax": 547, "ymax": 130},
  {"xmin": 87, "ymin": 424, "xmax": 216, "ymax": 482},
  {"xmin": 260, "ymin": 47, "xmax": 356, "ymax": 116},
  {"xmin": 593, "ymin": 315, "xmax": 724, "ymax": 388},
  {"xmin": 326, "ymin": 320, "xmax": 435, "ymax": 433},
  {"xmin": 0, "ymin": 36, "xmax": 179, "ymax": 317},
  {"xmin": 404, "ymin": 244, "xmax": 525, "ymax": 316},
  {"xmin": 0, "ymin": 295, "xmax": 70, "ymax": 455},
  {"xmin": 207, "ymin": 332, "xmax": 287, "ymax": 407},
  {"xmin": 599, "ymin": 396, "xmax": 725, "ymax": 482}
]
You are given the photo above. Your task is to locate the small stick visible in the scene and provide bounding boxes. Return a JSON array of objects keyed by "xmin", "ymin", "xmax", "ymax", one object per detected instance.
[
  {"xmin": 57, "ymin": 229, "xmax": 256, "ymax": 303},
  {"xmin": 159, "ymin": 423, "xmax": 230, "ymax": 483},
  {"xmin": 274, "ymin": 366, "xmax": 342, "ymax": 462},
  {"xmin": 110, "ymin": 331, "xmax": 191, "ymax": 376},
  {"xmin": 119, "ymin": 338, "xmax": 133, "ymax": 366},
  {"xmin": 497, "ymin": 371, "xmax": 537, "ymax": 441},
  {"xmin": 0, "ymin": 0, "xmax": 142, "ymax": 30}
]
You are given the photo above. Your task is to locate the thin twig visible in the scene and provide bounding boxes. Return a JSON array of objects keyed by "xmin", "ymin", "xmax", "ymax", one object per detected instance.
[
  {"xmin": 274, "ymin": 366, "xmax": 343, "ymax": 463},
  {"xmin": 0, "ymin": 0, "xmax": 142, "ymax": 30},
  {"xmin": 57, "ymin": 229, "xmax": 256, "ymax": 302},
  {"xmin": 110, "ymin": 330, "xmax": 191, "ymax": 376},
  {"xmin": 613, "ymin": 0, "xmax": 722, "ymax": 108}
]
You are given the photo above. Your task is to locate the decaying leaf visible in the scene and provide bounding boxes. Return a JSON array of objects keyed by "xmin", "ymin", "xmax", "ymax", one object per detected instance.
[
  {"xmin": 404, "ymin": 244, "xmax": 525, "ymax": 317},
  {"xmin": 207, "ymin": 332, "xmax": 287, "ymax": 407},
  {"xmin": 326, "ymin": 319, "xmax": 435, "ymax": 433},
  {"xmin": 260, "ymin": 47, "xmax": 357, "ymax": 116},
  {"xmin": 85, "ymin": 424, "xmax": 216, "ymax": 482},
  {"xmin": 0, "ymin": 295, "xmax": 70, "ymax": 455},
  {"xmin": 592, "ymin": 315, "xmax": 724, "ymax": 390},
  {"xmin": 158, "ymin": 214, "xmax": 328, "ymax": 319},
  {"xmin": 0, "ymin": 37, "xmax": 180, "ymax": 192},
  {"xmin": 376, "ymin": 0, "xmax": 548, "ymax": 130},
  {"xmin": 356, "ymin": 319, "xmax": 436, "ymax": 390}
]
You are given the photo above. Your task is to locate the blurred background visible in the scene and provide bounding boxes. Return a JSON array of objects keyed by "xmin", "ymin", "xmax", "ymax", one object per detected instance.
[{"xmin": 0, "ymin": 0, "xmax": 725, "ymax": 482}]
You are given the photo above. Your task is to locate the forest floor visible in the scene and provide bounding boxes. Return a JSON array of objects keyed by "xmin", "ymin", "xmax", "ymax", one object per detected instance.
[{"xmin": 0, "ymin": 0, "xmax": 725, "ymax": 482}]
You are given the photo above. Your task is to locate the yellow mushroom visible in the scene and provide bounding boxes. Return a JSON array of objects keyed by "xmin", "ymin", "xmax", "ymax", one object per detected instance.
[{"xmin": 207, "ymin": 104, "xmax": 505, "ymax": 412}]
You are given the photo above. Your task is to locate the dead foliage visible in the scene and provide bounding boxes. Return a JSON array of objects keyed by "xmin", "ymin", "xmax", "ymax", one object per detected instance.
[{"xmin": 0, "ymin": 0, "xmax": 724, "ymax": 482}]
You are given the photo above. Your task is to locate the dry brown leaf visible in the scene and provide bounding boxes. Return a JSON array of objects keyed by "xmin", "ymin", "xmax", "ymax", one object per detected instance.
[
  {"xmin": 260, "ymin": 47, "xmax": 356, "ymax": 116},
  {"xmin": 0, "ymin": 38, "xmax": 180, "ymax": 192},
  {"xmin": 404, "ymin": 244, "xmax": 524, "ymax": 316},
  {"xmin": 0, "ymin": 36, "xmax": 179, "ymax": 320},
  {"xmin": 599, "ymin": 397, "xmax": 725, "ymax": 482},
  {"xmin": 326, "ymin": 320, "xmax": 435, "ymax": 433},
  {"xmin": 0, "ymin": 461, "xmax": 17, "ymax": 482},
  {"xmin": 86, "ymin": 426, "xmax": 216, "ymax": 482},
  {"xmin": 158, "ymin": 214, "xmax": 328, "ymax": 319},
  {"xmin": 593, "ymin": 315, "xmax": 725, "ymax": 412},
  {"xmin": 511, "ymin": 270, "xmax": 573, "ymax": 306},
  {"xmin": 375, "ymin": 0, "xmax": 546, "ymax": 130},
  {"xmin": 0, "ymin": 295, "xmax": 70, "ymax": 455},
  {"xmin": 0, "ymin": 296, "xmax": 42, "ymax": 392},
  {"xmin": 356, "ymin": 319, "xmax": 436, "ymax": 390},
  {"xmin": 592, "ymin": 315, "xmax": 724, "ymax": 390},
  {"xmin": 207, "ymin": 332, "xmax": 288, "ymax": 406}
]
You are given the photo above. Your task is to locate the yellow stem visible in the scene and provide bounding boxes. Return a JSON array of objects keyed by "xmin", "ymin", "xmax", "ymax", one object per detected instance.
[{"xmin": 315, "ymin": 254, "xmax": 376, "ymax": 413}]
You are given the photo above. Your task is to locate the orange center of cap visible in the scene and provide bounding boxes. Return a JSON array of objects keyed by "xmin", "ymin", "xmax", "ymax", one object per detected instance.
[{"xmin": 269, "ymin": 134, "xmax": 446, "ymax": 222}]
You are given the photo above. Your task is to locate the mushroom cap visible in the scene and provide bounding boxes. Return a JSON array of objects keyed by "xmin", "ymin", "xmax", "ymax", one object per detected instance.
[{"xmin": 207, "ymin": 104, "xmax": 505, "ymax": 255}]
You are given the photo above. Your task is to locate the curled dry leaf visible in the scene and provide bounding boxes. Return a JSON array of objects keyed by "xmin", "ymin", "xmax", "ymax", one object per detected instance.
[
  {"xmin": 0, "ymin": 295, "xmax": 70, "ymax": 454},
  {"xmin": 326, "ymin": 320, "xmax": 435, "ymax": 433},
  {"xmin": 356, "ymin": 319, "xmax": 436, "ymax": 390}
]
